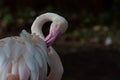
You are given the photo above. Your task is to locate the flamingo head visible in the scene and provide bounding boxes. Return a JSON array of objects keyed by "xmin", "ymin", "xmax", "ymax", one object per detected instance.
[{"xmin": 45, "ymin": 19, "xmax": 68, "ymax": 47}]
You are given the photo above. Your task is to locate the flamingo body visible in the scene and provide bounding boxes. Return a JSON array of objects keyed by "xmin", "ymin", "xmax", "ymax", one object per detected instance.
[
  {"xmin": 0, "ymin": 12, "xmax": 68, "ymax": 80},
  {"xmin": 0, "ymin": 30, "xmax": 48, "ymax": 80}
]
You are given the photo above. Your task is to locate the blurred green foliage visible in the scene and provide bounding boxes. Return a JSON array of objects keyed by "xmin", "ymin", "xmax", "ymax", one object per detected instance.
[
  {"xmin": 0, "ymin": 0, "xmax": 119, "ymax": 31},
  {"xmin": 0, "ymin": 0, "xmax": 119, "ymax": 45}
]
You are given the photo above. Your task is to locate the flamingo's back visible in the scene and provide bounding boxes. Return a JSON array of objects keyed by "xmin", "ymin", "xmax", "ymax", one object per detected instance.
[{"xmin": 0, "ymin": 30, "xmax": 48, "ymax": 80}]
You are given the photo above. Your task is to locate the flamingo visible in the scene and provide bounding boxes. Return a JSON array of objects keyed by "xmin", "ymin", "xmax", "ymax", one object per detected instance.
[
  {"xmin": 0, "ymin": 12, "xmax": 68, "ymax": 80},
  {"xmin": 31, "ymin": 13, "xmax": 68, "ymax": 80}
]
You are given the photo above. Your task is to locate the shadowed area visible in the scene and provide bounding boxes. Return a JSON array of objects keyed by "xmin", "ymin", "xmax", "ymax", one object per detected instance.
[{"xmin": 63, "ymin": 50, "xmax": 120, "ymax": 80}]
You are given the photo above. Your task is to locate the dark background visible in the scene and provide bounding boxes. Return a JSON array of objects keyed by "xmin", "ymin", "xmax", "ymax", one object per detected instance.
[{"xmin": 0, "ymin": 0, "xmax": 120, "ymax": 80}]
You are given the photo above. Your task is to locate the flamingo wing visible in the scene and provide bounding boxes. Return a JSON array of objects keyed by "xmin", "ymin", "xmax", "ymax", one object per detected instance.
[
  {"xmin": 20, "ymin": 30, "xmax": 48, "ymax": 80},
  {"xmin": 0, "ymin": 30, "xmax": 49, "ymax": 80}
]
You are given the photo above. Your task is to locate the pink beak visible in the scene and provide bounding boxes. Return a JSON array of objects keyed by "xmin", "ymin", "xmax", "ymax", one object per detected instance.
[{"xmin": 45, "ymin": 28, "xmax": 60, "ymax": 46}]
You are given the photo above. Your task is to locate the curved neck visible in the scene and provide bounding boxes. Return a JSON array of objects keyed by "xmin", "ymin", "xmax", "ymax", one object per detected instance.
[{"xmin": 31, "ymin": 13, "xmax": 57, "ymax": 39}]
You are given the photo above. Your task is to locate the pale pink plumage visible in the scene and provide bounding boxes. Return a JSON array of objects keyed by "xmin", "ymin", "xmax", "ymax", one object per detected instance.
[{"xmin": 0, "ymin": 12, "xmax": 68, "ymax": 80}]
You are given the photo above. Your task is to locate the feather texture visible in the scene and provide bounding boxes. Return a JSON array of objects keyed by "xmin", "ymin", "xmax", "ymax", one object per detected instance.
[
  {"xmin": 0, "ymin": 12, "xmax": 68, "ymax": 80},
  {"xmin": 0, "ymin": 30, "xmax": 48, "ymax": 80},
  {"xmin": 18, "ymin": 58, "xmax": 30, "ymax": 80}
]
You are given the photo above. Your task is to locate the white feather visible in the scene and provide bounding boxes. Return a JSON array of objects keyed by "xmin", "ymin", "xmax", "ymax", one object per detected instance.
[
  {"xmin": 23, "ymin": 53, "xmax": 39, "ymax": 80},
  {"xmin": 18, "ymin": 58, "xmax": 30, "ymax": 80},
  {"xmin": 11, "ymin": 61, "xmax": 18, "ymax": 75},
  {"xmin": 35, "ymin": 46, "xmax": 48, "ymax": 79},
  {"xmin": 2, "ymin": 38, "xmax": 12, "ymax": 58},
  {"xmin": 0, "ymin": 48, "xmax": 6, "ymax": 73},
  {"xmin": 25, "ymin": 40, "xmax": 43, "ymax": 68},
  {"xmin": 1, "ymin": 61, "xmax": 12, "ymax": 80}
]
